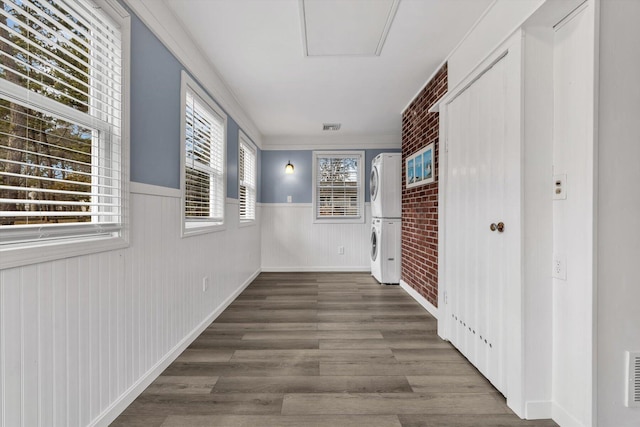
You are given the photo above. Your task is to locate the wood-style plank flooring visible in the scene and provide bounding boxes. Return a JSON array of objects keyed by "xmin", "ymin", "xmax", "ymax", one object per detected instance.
[{"xmin": 112, "ymin": 272, "xmax": 558, "ymax": 427}]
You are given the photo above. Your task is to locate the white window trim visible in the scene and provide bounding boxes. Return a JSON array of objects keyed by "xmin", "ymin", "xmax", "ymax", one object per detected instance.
[
  {"xmin": 312, "ymin": 150, "xmax": 365, "ymax": 224},
  {"xmin": 180, "ymin": 71, "xmax": 227, "ymax": 237},
  {"xmin": 0, "ymin": 0, "xmax": 131, "ymax": 270},
  {"xmin": 238, "ymin": 130, "xmax": 257, "ymax": 227}
]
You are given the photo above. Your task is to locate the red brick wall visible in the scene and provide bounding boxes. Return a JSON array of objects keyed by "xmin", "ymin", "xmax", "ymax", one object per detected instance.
[{"xmin": 401, "ymin": 63, "xmax": 447, "ymax": 307}]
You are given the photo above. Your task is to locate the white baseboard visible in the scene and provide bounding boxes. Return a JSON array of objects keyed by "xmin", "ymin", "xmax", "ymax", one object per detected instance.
[
  {"xmin": 552, "ymin": 402, "xmax": 587, "ymax": 427},
  {"xmin": 399, "ymin": 279, "xmax": 439, "ymax": 320},
  {"xmin": 91, "ymin": 268, "xmax": 261, "ymax": 427},
  {"xmin": 524, "ymin": 400, "xmax": 553, "ymax": 420},
  {"xmin": 261, "ymin": 266, "xmax": 371, "ymax": 272}
]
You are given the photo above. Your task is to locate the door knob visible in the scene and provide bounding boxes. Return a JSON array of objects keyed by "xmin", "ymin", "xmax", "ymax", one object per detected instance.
[{"xmin": 490, "ymin": 222, "xmax": 505, "ymax": 232}]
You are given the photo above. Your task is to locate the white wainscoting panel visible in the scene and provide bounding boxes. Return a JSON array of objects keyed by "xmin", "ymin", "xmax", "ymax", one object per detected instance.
[
  {"xmin": 0, "ymin": 188, "xmax": 261, "ymax": 427},
  {"xmin": 261, "ymin": 203, "xmax": 372, "ymax": 271}
]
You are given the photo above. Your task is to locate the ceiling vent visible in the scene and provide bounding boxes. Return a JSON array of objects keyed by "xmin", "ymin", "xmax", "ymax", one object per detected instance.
[
  {"xmin": 627, "ymin": 351, "xmax": 640, "ymax": 407},
  {"xmin": 323, "ymin": 123, "xmax": 341, "ymax": 131}
]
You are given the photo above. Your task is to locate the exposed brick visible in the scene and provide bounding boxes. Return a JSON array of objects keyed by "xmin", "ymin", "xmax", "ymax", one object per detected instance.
[{"xmin": 401, "ymin": 63, "xmax": 447, "ymax": 308}]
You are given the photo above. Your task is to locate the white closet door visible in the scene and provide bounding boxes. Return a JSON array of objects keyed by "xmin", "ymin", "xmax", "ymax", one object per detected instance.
[{"xmin": 444, "ymin": 53, "xmax": 516, "ymax": 395}]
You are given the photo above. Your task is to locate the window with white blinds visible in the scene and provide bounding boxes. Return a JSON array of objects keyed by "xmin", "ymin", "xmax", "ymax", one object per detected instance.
[
  {"xmin": 182, "ymin": 73, "xmax": 226, "ymax": 234},
  {"xmin": 0, "ymin": 0, "xmax": 125, "ymax": 251},
  {"xmin": 238, "ymin": 133, "xmax": 256, "ymax": 222},
  {"xmin": 313, "ymin": 151, "xmax": 364, "ymax": 223}
]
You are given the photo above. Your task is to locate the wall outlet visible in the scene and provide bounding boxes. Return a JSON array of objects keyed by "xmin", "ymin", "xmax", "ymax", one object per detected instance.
[
  {"xmin": 287, "ymin": 195, "xmax": 292, "ymax": 203},
  {"xmin": 552, "ymin": 254, "xmax": 567, "ymax": 280},
  {"xmin": 338, "ymin": 246, "xmax": 344, "ymax": 255},
  {"xmin": 553, "ymin": 174, "xmax": 567, "ymax": 200},
  {"xmin": 202, "ymin": 277, "xmax": 209, "ymax": 292}
]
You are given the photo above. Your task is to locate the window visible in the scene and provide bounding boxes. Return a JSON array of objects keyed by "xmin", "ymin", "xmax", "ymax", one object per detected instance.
[
  {"xmin": 313, "ymin": 151, "xmax": 364, "ymax": 223},
  {"xmin": 238, "ymin": 132, "xmax": 256, "ymax": 223},
  {"xmin": 0, "ymin": 0, "xmax": 128, "ymax": 268},
  {"xmin": 181, "ymin": 72, "xmax": 226, "ymax": 235}
]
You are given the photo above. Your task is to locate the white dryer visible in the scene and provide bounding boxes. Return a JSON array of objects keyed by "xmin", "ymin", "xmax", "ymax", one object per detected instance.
[
  {"xmin": 370, "ymin": 153, "xmax": 401, "ymax": 219},
  {"xmin": 370, "ymin": 218, "xmax": 401, "ymax": 284}
]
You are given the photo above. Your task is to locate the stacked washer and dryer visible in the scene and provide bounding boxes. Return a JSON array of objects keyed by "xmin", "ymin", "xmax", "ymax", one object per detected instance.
[{"xmin": 370, "ymin": 153, "xmax": 402, "ymax": 284}]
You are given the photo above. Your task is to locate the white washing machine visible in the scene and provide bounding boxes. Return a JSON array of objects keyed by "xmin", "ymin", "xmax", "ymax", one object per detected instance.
[
  {"xmin": 370, "ymin": 218, "xmax": 401, "ymax": 284},
  {"xmin": 370, "ymin": 153, "xmax": 402, "ymax": 219}
]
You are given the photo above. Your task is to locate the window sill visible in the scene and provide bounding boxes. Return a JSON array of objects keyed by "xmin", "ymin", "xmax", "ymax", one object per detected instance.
[
  {"xmin": 0, "ymin": 235, "xmax": 129, "ymax": 270},
  {"xmin": 182, "ymin": 222, "xmax": 226, "ymax": 237}
]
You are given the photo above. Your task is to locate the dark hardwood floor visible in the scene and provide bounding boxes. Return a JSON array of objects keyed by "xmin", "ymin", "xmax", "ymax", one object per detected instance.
[{"xmin": 111, "ymin": 272, "xmax": 558, "ymax": 427}]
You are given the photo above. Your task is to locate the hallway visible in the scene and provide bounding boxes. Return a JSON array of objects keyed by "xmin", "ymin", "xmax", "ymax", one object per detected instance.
[{"xmin": 112, "ymin": 273, "xmax": 557, "ymax": 426}]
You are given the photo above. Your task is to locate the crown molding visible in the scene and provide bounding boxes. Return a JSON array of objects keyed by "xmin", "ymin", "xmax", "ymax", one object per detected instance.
[{"xmin": 123, "ymin": 0, "xmax": 263, "ymax": 148}]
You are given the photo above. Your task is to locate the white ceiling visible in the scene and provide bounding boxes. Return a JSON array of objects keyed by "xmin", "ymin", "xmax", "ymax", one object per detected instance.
[
  {"xmin": 161, "ymin": 0, "xmax": 493, "ymax": 146},
  {"xmin": 301, "ymin": 0, "xmax": 399, "ymax": 57}
]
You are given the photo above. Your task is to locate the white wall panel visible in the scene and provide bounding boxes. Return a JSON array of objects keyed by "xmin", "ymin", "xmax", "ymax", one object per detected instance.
[
  {"xmin": 597, "ymin": 1, "xmax": 640, "ymax": 426},
  {"xmin": 22, "ymin": 265, "xmax": 39, "ymax": 427},
  {"xmin": 552, "ymin": 3, "xmax": 596, "ymax": 426},
  {"xmin": 520, "ymin": 22, "xmax": 554, "ymax": 418},
  {"xmin": 261, "ymin": 203, "xmax": 371, "ymax": 271},
  {"xmin": 0, "ymin": 189, "xmax": 261, "ymax": 426},
  {"xmin": 447, "ymin": 0, "xmax": 544, "ymax": 91}
]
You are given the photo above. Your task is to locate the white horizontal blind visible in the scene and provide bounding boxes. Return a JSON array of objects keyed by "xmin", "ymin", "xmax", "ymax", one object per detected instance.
[
  {"xmin": 239, "ymin": 137, "xmax": 256, "ymax": 221},
  {"xmin": 0, "ymin": 0, "xmax": 123, "ymax": 245},
  {"xmin": 184, "ymin": 90, "xmax": 224, "ymax": 224},
  {"xmin": 315, "ymin": 153, "xmax": 362, "ymax": 219}
]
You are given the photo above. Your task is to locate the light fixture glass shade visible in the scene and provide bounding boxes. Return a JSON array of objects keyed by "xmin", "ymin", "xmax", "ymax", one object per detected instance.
[{"xmin": 285, "ymin": 161, "xmax": 294, "ymax": 174}]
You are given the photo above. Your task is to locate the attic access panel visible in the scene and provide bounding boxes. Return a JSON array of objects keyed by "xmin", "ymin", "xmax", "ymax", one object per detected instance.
[{"xmin": 300, "ymin": 0, "xmax": 400, "ymax": 56}]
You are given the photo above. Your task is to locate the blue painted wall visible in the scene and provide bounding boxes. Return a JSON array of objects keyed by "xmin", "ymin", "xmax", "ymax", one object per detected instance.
[
  {"xmin": 129, "ymin": 13, "xmax": 182, "ymax": 189},
  {"xmin": 261, "ymin": 150, "xmax": 312, "ymax": 203},
  {"xmin": 128, "ymin": 10, "xmax": 257, "ymax": 199},
  {"xmin": 260, "ymin": 148, "xmax": 401, "ymax": 204}
]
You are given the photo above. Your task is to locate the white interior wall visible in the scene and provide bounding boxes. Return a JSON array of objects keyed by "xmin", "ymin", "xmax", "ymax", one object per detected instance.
[
  {"xmin": 521, "ymin": 24, "xmax": 554, "ymax": 418},
  {"xmin": 0, "ymin": 186, "xmax": 261, "ymax": 426},
  {"xmin": 551, "ymin": 4, "xmax": 597, "ymax": 426},
  {"xmin": 596, "ymin": 1, "xmax": 640, "ymax": 426},
  {"xmin": 447, "ymin": 0, "xmax": 545, "ymax": 90},
  {"xmin": 261, "ymin": 204, "xmax": 372, "ymax": 271},
  {"xmin": 444, "ymin": 1, "xmax": 599, "ymax": 425}
]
